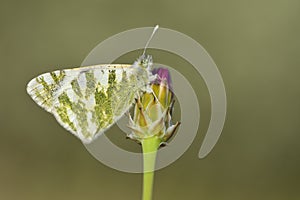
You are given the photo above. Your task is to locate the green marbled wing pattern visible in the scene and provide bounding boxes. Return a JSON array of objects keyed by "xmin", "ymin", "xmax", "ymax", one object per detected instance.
[{"xmin": 27, "ymin": 64, "xmax": 148, "ymax": 143}]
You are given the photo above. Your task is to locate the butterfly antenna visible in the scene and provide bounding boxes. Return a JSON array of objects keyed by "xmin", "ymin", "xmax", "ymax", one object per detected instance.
[{"xmin": 142, "ymin": 25, "xmax": 159, "ymax": 56}]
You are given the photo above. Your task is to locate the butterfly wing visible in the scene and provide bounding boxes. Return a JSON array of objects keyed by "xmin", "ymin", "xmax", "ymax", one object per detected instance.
[{"xmin": 27, "ymin": 64, "xmax": 145, "ymax": 143}]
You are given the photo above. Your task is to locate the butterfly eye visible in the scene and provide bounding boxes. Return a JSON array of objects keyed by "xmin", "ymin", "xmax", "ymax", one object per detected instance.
[{"xmin": 138, "ymin": 55, "xmax": 153, "ymax": 69}]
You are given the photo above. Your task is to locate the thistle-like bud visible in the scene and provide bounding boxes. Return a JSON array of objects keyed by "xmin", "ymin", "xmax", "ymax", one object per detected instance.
[{"xmin": 127, "ymin": 68, "xmax": 180, "ymax": 145}]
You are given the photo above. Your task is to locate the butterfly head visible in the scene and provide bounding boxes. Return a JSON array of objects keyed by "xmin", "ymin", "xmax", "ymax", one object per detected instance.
[
  {"xmin": 132, "ymin": 54, "xmax": 156, "ymax": 91},
  {"xmin": 136, "ymin": 54, "xmax": 153, "ymax": 70}
]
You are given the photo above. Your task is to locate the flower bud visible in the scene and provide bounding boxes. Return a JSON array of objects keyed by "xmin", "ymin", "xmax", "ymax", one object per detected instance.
[{"xmin": 127, "ymin": 68, "xmax": 180, "ymax": 145}]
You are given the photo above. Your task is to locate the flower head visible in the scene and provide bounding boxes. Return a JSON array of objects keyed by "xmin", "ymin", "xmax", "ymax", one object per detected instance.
[{"xmin": 127, "ymin": 68, "xmax": 180, "ymax": 145}]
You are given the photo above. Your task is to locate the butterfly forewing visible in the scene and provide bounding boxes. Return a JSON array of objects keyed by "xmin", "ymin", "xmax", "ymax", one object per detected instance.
[{"xmin": 27, "ymin": 64, "xmax": 145, "ymax": 143}]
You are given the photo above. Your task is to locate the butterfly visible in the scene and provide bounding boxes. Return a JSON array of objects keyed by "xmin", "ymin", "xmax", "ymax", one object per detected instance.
[{"xmin": 27, "ymin": 25, "xmax": 159, "ymax": 143}]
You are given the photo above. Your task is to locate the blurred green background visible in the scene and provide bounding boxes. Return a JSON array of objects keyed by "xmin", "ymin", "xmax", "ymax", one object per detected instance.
[{"xmin": 1, "ymin": 0, "xmax": 300, "ymax": 199}]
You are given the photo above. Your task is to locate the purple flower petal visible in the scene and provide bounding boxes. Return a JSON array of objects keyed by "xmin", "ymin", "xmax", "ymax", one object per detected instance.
[{"xmin": 152, "ymin": 68, "xmax": 172, "ymax": 89}]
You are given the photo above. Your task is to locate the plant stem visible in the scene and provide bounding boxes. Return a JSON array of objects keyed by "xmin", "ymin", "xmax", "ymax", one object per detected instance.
[{"xmin": 141, "ymin": 137, "xmax": 161, "ymax": 200}]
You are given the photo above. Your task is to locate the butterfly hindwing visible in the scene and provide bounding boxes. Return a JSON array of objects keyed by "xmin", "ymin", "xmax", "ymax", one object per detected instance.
[{"xmin": 27, "ymin": 64, "xmax": 145, "ymax": 143}]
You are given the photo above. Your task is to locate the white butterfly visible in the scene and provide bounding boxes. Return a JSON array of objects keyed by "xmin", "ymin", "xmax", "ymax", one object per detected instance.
[{"xmin": 27, "ymin": 26, "xmax": 159, "ymax": 143}]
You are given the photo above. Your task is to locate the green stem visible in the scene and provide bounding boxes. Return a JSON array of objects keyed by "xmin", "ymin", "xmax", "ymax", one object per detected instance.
[{"xmin": 141, "ymin": 137, "xmax": 161, "ymax": 200}]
